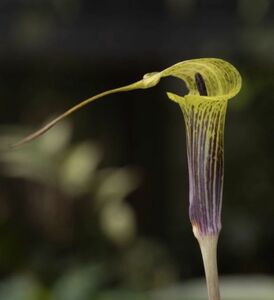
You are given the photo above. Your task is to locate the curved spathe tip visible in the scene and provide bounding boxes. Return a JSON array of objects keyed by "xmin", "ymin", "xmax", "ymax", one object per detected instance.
[{"xmin": 162, "ymin": 58, "xmax": 242, "ymax": 102}]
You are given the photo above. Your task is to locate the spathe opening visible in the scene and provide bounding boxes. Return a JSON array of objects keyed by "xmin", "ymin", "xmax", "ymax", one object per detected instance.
[{"xmin": 160, "ymin": 76, "xmax": 188, "ymax": 98}]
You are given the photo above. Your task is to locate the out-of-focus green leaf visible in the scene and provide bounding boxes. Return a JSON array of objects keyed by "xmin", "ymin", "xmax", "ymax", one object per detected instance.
[
  {"xmin": 96, "ymin": 289, "xmax": 151, "ymax": 300},
  {"xmin": 152, "ymin": 276, "xmax": 274, "ymax": 300},
  {"xmin": 52, "ymin": 264, "xmax": 105, "ymax": 300},
  {"xmin": 59, "ymin": 142, "xmax": 102, "ymax": 196},
  {"xmin": 0, "ymin": 275, "xmax": 48, "ymax": 300},
  {"xmin": 95, "ymin": 167, "xmax": 140, "ymax": 206},
  {"xmin": 99, "ymin": 202, "xmax": 136, "ymax": 246}
]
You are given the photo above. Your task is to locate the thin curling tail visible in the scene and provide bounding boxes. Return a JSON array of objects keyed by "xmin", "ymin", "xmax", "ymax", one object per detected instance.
[{"xmin": 9, "ymin": 75, "xmax": 159, "ymax": 150}]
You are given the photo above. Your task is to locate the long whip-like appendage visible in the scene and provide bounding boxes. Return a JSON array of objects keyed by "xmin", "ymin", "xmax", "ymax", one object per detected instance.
[{"xmin": 10, "ymin": 82, "xmax": 144, "ymax": 149}]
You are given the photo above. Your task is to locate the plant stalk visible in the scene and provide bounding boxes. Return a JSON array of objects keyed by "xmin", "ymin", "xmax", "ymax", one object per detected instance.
[{"xmin": 193, "ymin": 226, "xmax": 220, "ymax": 300}]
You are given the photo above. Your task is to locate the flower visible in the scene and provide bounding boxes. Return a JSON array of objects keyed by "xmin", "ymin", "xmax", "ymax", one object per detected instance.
[
  {"xmin": 12, "ymin": 58, "xmax": 242, "ymax": 237},
  {"xmin": 163, "ymin": 58, "xmax": 242, "ymax": 236},
  {"xmin": 12, "ymin": 58, "xmax": 242, "ymax": 300},
  {"xmin": 162, "ymin": 58, "xmax": 241, "ymax": 300}
]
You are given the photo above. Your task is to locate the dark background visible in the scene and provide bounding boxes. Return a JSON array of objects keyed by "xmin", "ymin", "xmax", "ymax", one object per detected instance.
[{"xmin": 0, "ymin": 0, "xmax": 273, "ymax": 299}]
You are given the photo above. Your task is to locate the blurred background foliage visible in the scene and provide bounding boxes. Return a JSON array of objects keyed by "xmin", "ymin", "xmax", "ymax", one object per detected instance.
[{"xmin": 0, "ymin": 0, "xmax": 274, "ymax": 299}]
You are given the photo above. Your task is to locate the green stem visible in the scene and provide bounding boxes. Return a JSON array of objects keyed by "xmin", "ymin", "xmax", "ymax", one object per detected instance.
[{"xmin": 193, "ymin": 226, "xmax": 221, "ymax": 300}]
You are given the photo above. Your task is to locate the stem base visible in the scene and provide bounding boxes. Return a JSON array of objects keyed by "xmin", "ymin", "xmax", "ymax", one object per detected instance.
[{"xmin": 193, "ymin": 226, "xmax": 220, "ymax": 300}]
